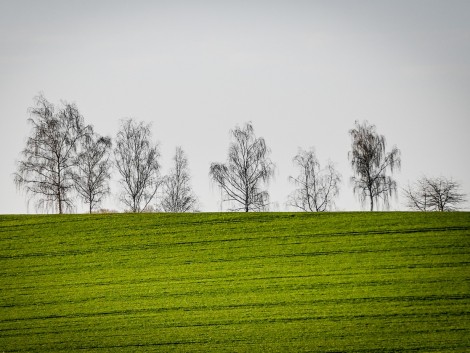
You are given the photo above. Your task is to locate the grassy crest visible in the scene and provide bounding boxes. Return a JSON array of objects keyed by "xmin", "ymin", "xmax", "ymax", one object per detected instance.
[{"xmin": 1, "ymin": 212, "xmax": 469, "ymax": 352}]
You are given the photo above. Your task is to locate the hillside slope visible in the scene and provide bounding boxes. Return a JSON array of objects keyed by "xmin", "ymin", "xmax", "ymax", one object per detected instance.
[{"xmin": 1, "ymin": 212, "xmax": 469, "ymax": 352}]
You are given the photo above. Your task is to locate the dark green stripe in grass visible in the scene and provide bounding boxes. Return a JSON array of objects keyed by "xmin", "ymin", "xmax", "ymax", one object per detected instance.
[
  {"xmin": 2, "ymin": 294, "xmax": 469, "ymax": 323},
  {"xmin": 1, "ymin": 225, "xmax": 468, "ymax": 260}
]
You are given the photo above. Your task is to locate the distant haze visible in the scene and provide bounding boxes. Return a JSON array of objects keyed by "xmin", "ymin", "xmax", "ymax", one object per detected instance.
[{"xmin": 1, "ymin": 0, "xmax": 469, "ymax": 213}]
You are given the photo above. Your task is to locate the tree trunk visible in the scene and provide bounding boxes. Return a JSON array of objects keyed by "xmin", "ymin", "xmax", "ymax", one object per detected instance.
[
  {"xmin": 58, "ymin": 188, "xmax": 63, "ymax": 214},
  {"xmin": 245, "ymin": 188, "xmax": 249, "ymax": 212}
]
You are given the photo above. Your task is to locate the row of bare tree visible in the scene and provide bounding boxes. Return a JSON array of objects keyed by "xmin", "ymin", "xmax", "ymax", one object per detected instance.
[
  {"xmin": 14, "ymin": 95, "xmax": 467, "ymax": 213},
  {"xmin": 209, "ymin": 123, "xmax": 342, "ymax": 212},
  {"xmin": 14, "ymin": 95, "xmax": 197, "ymax": 214},
  {"xmin": 209, "ymin": 121, "xmax": 466, "ymax": 212}
]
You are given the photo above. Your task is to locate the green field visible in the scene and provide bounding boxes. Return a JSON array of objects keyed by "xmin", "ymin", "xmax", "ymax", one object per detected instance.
[{"xmin": 1, "ymin": 212, "xmax": 469, "ymax": 352}]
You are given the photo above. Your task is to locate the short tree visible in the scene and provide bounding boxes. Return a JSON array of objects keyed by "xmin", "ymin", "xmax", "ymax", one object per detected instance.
[
  {"xmin": 161, "ymin": 146, "xmax": 198, "ymax": 212},
  {"xmin": 114, "ymin": 119, "xmax": 161, "ymax": 213},
  {"xmin": 404, "ymin": 176, "xmax": 467, "ymax": 211},
  {"xmin": 209, "ymin": 123, "xmax": 275, "ymax": 212},
  {"xmin": 288, "ymin": 148, "xmax": 341, "ymax": 212},
  {"xmin": 14, "ymin": 94, "xmax": 90, "ymax": 213},
  {"xmin": 348, "ymin": 120, "xmax": 401, "ymax": 211},
  {"xmin": 73, "ymin": 129, "xmax": 112, "ymax": 214}
]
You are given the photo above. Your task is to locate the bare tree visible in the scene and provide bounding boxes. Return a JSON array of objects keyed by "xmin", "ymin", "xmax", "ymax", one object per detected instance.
[
  {"xmin": 114, "ymin": 119, "xmax": 161, "ymax": 213},
  {"xmin": 161, "ymin": 146, "xmax": 198, "ymax": 212},
  {"xmin": 403, "ymin": 178, "xmax": 431, "ymax": 212},
  {"xmin": 288, "ymin": 148, "xmax": 341, "ymax": 212},
  {"xmin": 348, "ymin": 120, "xmax": 401, "ymax": 211},
  {"xmin": 209, "ymin": 123, "xmax": 275, "ymax": 212},
  {"xmin": 404, "ymin": 176, "xmax": 467, "ymax": 211},
  {"xmin": 73, "ymin": 129, "xmax": 112, "ymax": 214},
  {"xmin": 14, "ymin": 94, "xmax": 90, "ymax": 214}
]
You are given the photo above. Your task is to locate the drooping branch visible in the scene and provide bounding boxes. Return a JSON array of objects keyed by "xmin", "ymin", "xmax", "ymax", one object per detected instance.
[
  {"xmin": 14, "ymin": 94, "xmax": 91, "ymax": 213},
  {"xmin": 348, "ymin": 120, "xmax": 401, "ymax": 211}
]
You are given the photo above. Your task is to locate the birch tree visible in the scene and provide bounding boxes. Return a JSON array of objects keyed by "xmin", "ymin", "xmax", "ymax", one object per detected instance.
[
  {"xmin": 209, "ymin": 123, "xmax": 275, "ymax": 212},
  {"xmin": 14, "ymin": 94, "xmax": 90, "ymax": 213},
  {"xmin": 114, "ymin": 119, "xmax": 161, "ymax": 212},
  {"xmin": 348, "ymin": 120, "xmax": 401, "ymax": 211},
  {"xmin": 288, "ymin": 148, "xmax": 341, "ymax": 212},
  {"xmin": 161, "ymin": 146, "xmax": 198, "ymax": 212},
  {"xmin": 73, "ymin": 130, "xmax": 112, "ymax": 213}
]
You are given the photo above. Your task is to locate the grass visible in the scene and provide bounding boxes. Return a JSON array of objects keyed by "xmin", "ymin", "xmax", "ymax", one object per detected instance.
[{"xmin": 0, "ymin": 212, "xmax": 469, "ymax": 352}]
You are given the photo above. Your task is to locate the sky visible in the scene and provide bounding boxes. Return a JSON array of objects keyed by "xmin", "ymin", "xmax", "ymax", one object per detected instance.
[{"xmin": 1, "ymin": 0, "xmax": 469, "ymax": 213}]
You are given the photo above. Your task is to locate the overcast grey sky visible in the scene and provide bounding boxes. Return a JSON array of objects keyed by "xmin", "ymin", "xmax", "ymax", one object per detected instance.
[{"xmin": 1, "ymin": 0, "xmax": 469, "ymax": 213}]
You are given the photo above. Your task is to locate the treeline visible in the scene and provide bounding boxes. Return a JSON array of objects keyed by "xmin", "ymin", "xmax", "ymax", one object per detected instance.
[{"xmin": 14, "ymin": 95, "xmax": 467, "ymax": 213}]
